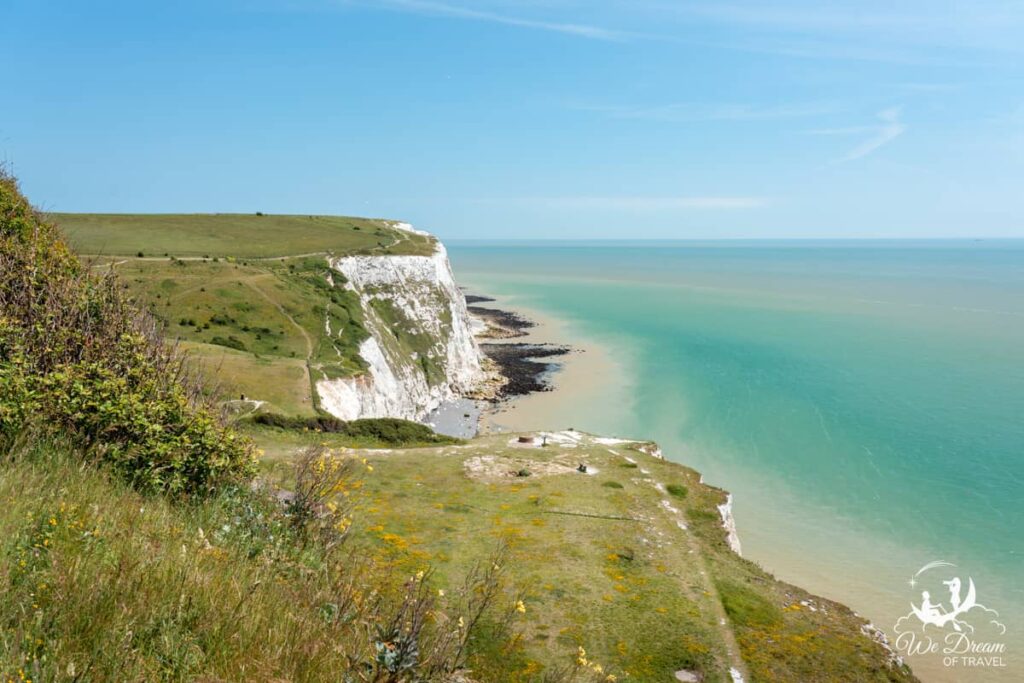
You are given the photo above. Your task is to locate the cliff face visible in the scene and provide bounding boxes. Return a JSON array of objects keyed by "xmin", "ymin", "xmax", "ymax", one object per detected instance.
[{"xmin": 316, "ymin": 230, "xmax": 485, "ymax": 421}]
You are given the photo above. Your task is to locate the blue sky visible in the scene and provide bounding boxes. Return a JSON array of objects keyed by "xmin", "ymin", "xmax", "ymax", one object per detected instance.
[{"xmin": 2, "ymin": 0, "xmax": 1023, "ymax": 239}]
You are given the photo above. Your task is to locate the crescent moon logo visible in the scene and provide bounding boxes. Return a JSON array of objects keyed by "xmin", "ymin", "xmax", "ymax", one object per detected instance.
[{"xmin": 914, "ymin": 560, "xmax": 956, "ymax": 578}]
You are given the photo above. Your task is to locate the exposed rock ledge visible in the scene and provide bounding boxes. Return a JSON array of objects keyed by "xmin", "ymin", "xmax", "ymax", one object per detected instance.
[
  {"xmin": 316, "ymin": 227, "xmax": 486, "ymax": 421},
  {"xmin": 717, "ymin": 494, "xmax": 743, "ymax": 556}
]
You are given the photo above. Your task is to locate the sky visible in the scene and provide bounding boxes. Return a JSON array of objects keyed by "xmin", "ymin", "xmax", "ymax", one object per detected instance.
[{"xmin": 2, "ymin": 0, "xmax": 1023, "ymax": 239}]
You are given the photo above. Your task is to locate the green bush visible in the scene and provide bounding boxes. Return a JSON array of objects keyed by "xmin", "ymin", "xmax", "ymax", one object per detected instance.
[
  {"xmin": 602, "ymin": 480, "xmax": 624, "ymax": 489},
  {"xmin": 666, "ymin": 483, "xmax": 688, "ymax": 498},
  {"xmin": 0, "ymin": 170, "xmax": 256, "ymax": 495},
  {"xmin": 250, "ymin": 413, "xmax": 458, "ymax": 447},
  {"xmin": 209, "ymin": 335, "xmax": 247, "ymax": 352}
]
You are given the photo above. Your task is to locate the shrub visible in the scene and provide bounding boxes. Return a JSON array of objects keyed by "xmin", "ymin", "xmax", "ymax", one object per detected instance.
[
  {"xmin": 344, "ymin": 417, "xmax": 452, "ymax": 444},
  {"xmin": 287, "ymin": 445, "xmax": 360, "ymax": 549},
  {"xmin": 0, "ymin": 169, "xmax": 256, "ymax": 495},
  {"xmin": 666, "ymin": 483, "xmax": 688, "ymax": 498},
  {"xmin": 602, "ymin": 481, "xmax": 624, "ymax": 489},
  {"xmin": 209, "ymin": 314, "xmax": 232, "ymax": 326},
  {"xmin": 250, "ymin": 413, "xmax": 458, "ymax": 447},
  {"xmin": 210, "ymin": 335, "xmax": 247, "ymax": 352},
  {"xmin": 663, "ymin": 483, "xmax": 688, "ymax": 499}
]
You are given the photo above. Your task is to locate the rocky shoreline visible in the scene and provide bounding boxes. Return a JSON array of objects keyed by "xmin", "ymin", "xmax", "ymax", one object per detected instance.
[
  {"xmin": 465, "ymin": 294, "xmax": 536, "ymax": 339},
  {"xmin": 464, "ymin": 293, "xmax": 571, "ymax": 401},
  {"xmin": 479, "ymin": 342, "xmax": 571, "ymax": 397}
]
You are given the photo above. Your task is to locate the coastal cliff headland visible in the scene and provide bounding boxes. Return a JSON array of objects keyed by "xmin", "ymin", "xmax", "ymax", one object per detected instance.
[{"xmin": 0, "ymin": 186, "xmax": 917, "ymax": 682}]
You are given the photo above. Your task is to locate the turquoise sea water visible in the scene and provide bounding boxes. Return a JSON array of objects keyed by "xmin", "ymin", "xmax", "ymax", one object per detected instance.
[{"xmin": 449, "ymin": 240, "xmax": 1024, "ymax": 680}]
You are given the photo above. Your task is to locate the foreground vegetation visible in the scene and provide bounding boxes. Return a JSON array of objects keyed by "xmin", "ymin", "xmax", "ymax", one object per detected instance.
[
  {"xmin": 0, "ymin": 174, "xmax": 254, "ymax": 495},
  {"xmin": 0, "ymin": 435, "xmax": 529, "ymax": 682}
]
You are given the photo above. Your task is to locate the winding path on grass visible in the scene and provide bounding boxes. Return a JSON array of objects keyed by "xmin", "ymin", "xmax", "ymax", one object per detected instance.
[
  {"xmin": 621, "ymin": 450, "xmax": 749, "ymax": 683},
  {"xmin": 241, "ymin": 277, "xmax": 314, "ymax": 360}
]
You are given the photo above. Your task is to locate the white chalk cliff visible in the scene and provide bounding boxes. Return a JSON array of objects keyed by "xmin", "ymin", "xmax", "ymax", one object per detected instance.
[{"xmin": 316, "ymin": 227, "xmax": 486, "ymax": 421}]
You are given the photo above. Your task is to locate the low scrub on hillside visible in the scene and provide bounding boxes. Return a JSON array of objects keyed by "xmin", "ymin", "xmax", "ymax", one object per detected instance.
[
  {"xmin": 0, "ymin": 171, "xmax": 255, "ymax": 495},
  {"xmin": 251, "ymin": 413, "xmax": 460, "ymax": 447}
]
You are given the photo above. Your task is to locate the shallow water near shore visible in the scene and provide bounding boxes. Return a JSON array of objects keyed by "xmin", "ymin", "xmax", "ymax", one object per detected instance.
[{"xmin": 450, "ymin": 240, "xmax": 1024, "ymax": 682}]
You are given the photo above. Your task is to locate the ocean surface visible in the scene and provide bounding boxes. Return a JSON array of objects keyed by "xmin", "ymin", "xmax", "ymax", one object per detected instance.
[{"xmin": 448, "ymin": 240, "xmax": 1024, "ymax": 682}]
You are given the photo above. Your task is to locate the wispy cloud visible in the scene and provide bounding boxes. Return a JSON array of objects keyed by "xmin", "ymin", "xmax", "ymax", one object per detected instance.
[
  {"xmin": 577, "ymin": 101, "xmax": 833, "ymax": 123},
  {"xmin": 356, "ymin": 0, "xmax": 632, "ymax": 40},
  {"xmin": 838, "ymin": 107, "xmax": 907, "ymax": 162},
  {"xmin": 812, "ymin": 107, "xmax": 907, "ymax": 162},
  {"xmin": 524, "ymin": 196, "xmax": 766, "ymax": 210}
]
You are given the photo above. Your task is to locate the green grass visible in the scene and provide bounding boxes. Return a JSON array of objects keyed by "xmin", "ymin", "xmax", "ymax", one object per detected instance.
[
  {"xmin": 243, "ymin": 430, "xmax": 915, "ymax": 683},
  {"xmin": 0, "ymin": 425, "xmax": 919, "ymax": 681},
  {"xmin": 51, "ymin": 212, "xmax": 436, "ymax": 258},
  {"xmin": 716, "ymin": 579, "xmax": 783, "ymax": 628},
  {"xmin": 181, "ymin": 342, "xmax": 316, "ymax": 417},
  {"xmin": 0, "ymin": 437, "xmax": 521, "ymax": 682},
  {"xmin": 94, "ymin": 255, "xmax": 375, "ymax": 417}
]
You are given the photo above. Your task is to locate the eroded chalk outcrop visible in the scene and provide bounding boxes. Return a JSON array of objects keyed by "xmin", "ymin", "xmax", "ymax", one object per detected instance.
[{"xmin": 316, "ymin": 227, "xmax": 486, "ymax": 421}]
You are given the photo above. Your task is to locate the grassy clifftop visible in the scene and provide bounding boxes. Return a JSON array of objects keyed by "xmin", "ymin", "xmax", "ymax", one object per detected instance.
[
  {"xmin": 50, "ymin": 212, "xmax": 436, "ymax": 258},
  {"xmin": 253, "ymin": 427, "xmax": 919, "ymax": 683}
]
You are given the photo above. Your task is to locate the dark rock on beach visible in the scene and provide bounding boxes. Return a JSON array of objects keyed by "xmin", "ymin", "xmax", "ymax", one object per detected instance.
[
  {"xmin": 465, "ymin": 293, "xmax": 535, "ymax": 339},
  {"xmin": 480, "ymin": 343, "xmax": 570, "ymax": 397}
]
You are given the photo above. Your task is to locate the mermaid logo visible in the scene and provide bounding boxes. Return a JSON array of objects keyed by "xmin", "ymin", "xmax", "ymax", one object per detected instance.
[{"xmin": 893, "ymin": 561, "xmax": 1008, "ymax": 670}]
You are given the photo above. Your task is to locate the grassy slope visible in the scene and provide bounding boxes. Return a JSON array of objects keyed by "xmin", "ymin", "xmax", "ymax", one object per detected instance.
[
  {"xmin": 181, "ymin": 341, "xmax": 314, "ymax": 416},
  {"xmin": 0, "ymin": 437, "xmax": 511, "ymax": 682},
  {"xmin": 253, "ymin": 427, "xmax": 917, "ymax": 683},
  {"xmin": 51, "ymin": 212, "xmax": 436, "ymax": 258}
]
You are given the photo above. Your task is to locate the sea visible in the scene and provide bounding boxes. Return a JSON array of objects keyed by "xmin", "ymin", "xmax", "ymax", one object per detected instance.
[{"xmin": 448, "ymin": 240, "xmax": 1024, "ymax": 682}]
